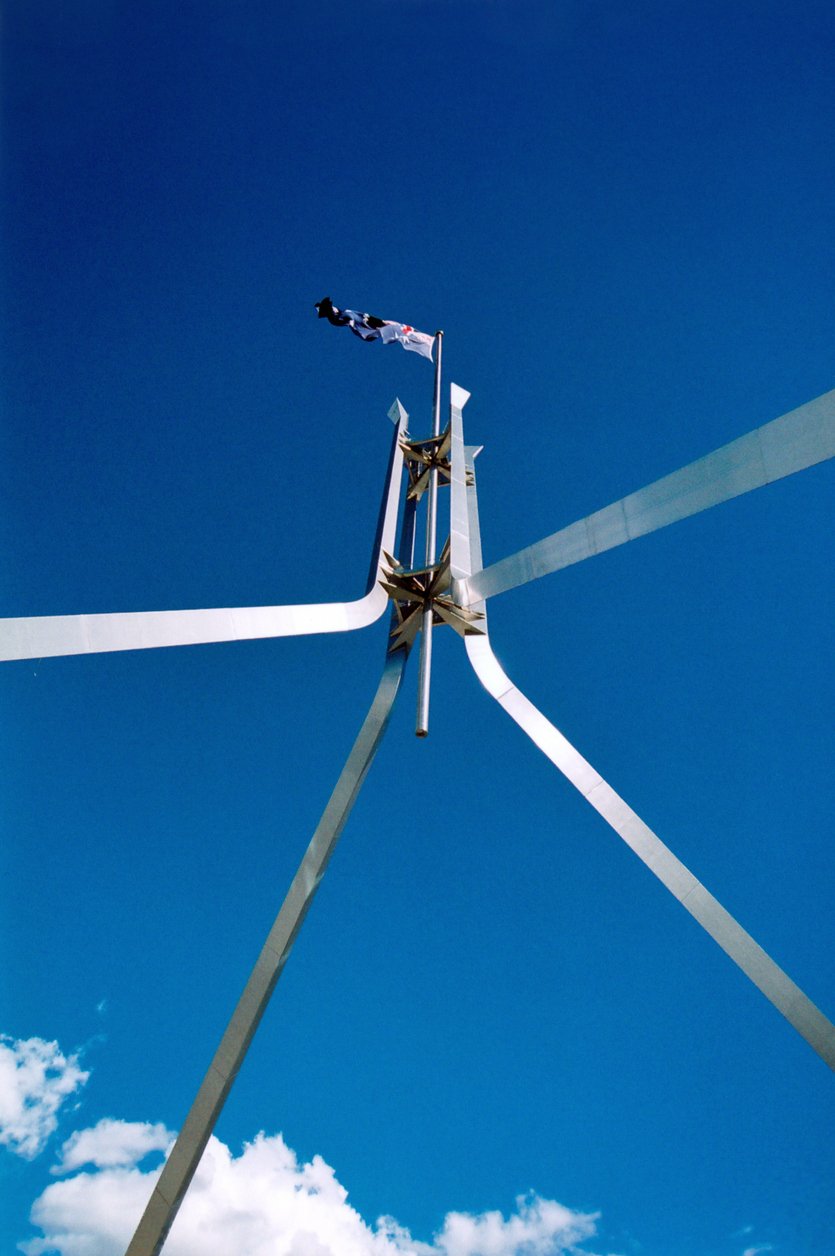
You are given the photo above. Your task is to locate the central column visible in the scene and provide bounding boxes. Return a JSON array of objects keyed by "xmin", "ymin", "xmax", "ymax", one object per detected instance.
[{"xmin": 415, "ymin": 329, "xmax": 443, "ymax": 736}]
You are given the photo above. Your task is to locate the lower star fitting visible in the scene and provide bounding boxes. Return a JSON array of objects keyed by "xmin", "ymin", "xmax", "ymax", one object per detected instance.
[{"xmin": 381, "ymin": 538, "xmax": 485, "ymax": 651}]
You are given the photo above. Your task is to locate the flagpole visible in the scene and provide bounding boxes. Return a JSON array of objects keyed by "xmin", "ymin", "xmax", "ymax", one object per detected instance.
[{"xmin": 415, "ymin": 329, "xmax": 443, "ymax": 737}]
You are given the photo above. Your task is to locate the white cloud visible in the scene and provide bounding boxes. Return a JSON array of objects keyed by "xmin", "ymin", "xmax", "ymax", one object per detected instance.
[
  {"xmin": 53, "ymin": 1117, "xmax": 171, "ymax": 1175},
  {"xmin": 22, "ymin": 1121, "xmax": 604, "ymax": 1256},
  {"xmin": 742, "ymin": 1247, "xmax": 773, "ymax": 1256},
  {"xmin": 435, "ymin": 1196, "xmax": 597, "ymax": 1256},
  {"xmin": 0, "ymin": 1035, "xmax": 89, "ymax": 1160}
]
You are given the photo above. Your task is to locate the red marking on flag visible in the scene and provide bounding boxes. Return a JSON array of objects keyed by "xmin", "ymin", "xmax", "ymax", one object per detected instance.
[{"xmin": 402, "ymin": 326, "xmax": 413, "ymax": 334}]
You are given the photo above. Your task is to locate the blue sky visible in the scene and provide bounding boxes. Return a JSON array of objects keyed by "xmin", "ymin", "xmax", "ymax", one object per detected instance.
[{"xmin": 1, "ymin": 2, "xmax": 834, "ymax": 1253}]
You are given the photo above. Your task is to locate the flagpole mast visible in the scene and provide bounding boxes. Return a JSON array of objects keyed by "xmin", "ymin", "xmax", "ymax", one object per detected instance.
[{"xmin": 415, "ymin": 329, "xmax": 443, "ymax": 737}]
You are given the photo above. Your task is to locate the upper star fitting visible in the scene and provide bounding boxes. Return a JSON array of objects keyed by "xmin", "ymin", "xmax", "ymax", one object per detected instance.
[
  {"xmin": 399, "ymin": 426, "xmax": 453, "ymax": 501},
  {"xmin": 380, "ymin": 538, "xmax": 485, "ymax": 650}
]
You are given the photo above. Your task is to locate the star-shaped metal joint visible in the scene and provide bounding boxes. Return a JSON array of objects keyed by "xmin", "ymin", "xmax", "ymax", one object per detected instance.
[
  {"xmin": 400, "ymin": 425, "xmax": 453, "ymax": 501},
  {"xmin": 380, "ymin": 538, "xmax": 485, "ymax": 650}
]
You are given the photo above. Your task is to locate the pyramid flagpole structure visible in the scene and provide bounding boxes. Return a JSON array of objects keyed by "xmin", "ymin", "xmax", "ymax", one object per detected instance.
[{"xmin": 2, "ymin": 307, "xmax": 834, "ymax": 1251}]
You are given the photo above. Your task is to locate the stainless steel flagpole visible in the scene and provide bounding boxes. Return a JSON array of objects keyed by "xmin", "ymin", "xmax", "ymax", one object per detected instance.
[{"xmin": 415, "ymin": 330, "xmax": 443, "ymax": 737}]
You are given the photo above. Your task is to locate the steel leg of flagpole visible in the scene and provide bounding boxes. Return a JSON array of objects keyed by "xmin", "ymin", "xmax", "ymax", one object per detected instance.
[
  {"xmin": 447, "ymin": 384, "xmax": 835, "ymax": 1072},
  {"xmin": 415, "ymin": 330, "xmax": 443, "ymax": 737},
  {"xmin": 125, "ymin": 507, "xmax": 416, "ymax": 1256},
  {"xmin": 454, "ymin": 387, "xmax": 835, "ymax": 607},
  {"xmin": 0, "ymin": 402, "xmax": 410, "ymax": 662}
]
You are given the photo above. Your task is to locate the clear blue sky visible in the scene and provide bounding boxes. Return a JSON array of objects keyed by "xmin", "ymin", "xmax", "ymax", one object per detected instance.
[{"xmin": 2, "ymin": 3, "xmax": 834, "ymax": 1254}]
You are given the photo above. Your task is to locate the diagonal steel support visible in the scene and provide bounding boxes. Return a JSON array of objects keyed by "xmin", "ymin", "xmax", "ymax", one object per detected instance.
[
  {"xmin": 448, "ymin": 383, "xmax": 835, "ymax": 1072},
  {"xmin": 454, "ymin": 387, "xmax": 835, "ymax": 606},
  {"xmin": 0, "ymin": 400, "xmax": 410, "ymax": 662},
  {"xmin": 124, "ymin": 500, "xmax": 417, "ymax": 1256}
]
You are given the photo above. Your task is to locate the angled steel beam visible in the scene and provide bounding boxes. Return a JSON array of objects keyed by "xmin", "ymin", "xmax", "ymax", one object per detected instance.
[
  {"xmin": 125, "ymin": 496, "xmax": 417, "ymax": 1256},
  {"xmin": 448, "ymin": 383, "xmax": 835, "ymax": 1072},
  {"xmin": 455, "ymin": 387, "xmax": 835, "ymax": 606},
  {"xmin": 0, "ymin": 401, "xmax": 410, "ymax": 662}
]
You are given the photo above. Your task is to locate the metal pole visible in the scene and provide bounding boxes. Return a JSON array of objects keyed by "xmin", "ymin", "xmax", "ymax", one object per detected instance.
[{"xmin": 415, "ymin": 329, "xmax": 443, "ymax": 737}]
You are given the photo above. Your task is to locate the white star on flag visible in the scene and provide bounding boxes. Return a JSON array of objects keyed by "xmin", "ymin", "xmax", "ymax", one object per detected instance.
[{"xmin": 378, "ymin": 321, "xmax": 435, "ymax": 360}]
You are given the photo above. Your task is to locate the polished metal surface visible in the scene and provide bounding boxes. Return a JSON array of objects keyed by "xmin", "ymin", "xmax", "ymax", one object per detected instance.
[
  {"xmin": 455, "ymin": 387, "xmax": 835, "ymax": 606},
  {"xmin": 0, "ymin": 401, "xmax": 410, "ymax": 662},
  {"xmin": 449, "ymin": 383, "xmax": 835, "ymax": 1071},
  {"xmin": 125, "ymin": 495, "xmax": 417, "ymax": 1256}
]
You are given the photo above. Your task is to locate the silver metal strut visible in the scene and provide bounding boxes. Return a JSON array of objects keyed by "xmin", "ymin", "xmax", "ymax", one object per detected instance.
[
  {"xmin": 454, "ymin": 386, "xmax": 835, "ymax": 607},
  {"xmin": 0, "ymin": 400, "xmax": 411, "ymax": 662},
  {"xmin": 448, "ymin": 382, "xmax": 835, "ymax": 1072},
  {"xmin": 124, "ymin": 493, "xmax": 417, "ymax": 1256}
]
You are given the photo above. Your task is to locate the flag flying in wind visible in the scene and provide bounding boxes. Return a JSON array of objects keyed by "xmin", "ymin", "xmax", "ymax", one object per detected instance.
[{"xmin": 315, "ymin": 297, "xmax": 434, "ymax": 361}]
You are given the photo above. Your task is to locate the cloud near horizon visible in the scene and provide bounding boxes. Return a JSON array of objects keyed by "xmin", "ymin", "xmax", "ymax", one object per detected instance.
[
  {"xmin": 22, "ymin": 1118, "xmax": 606, "ymax": 1256},
  {"xmin": 0, "ymin": 1034, "xmax": 89, "ymax": 1161}
]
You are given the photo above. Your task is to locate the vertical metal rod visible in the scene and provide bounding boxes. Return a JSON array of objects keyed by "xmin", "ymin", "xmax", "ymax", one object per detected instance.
[{"xmin": 416, "ymin": 330, "xmax": 443, "ymax": 737}]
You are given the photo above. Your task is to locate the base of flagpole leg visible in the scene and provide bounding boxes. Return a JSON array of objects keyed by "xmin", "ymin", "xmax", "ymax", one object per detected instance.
[{"xmin": 415, "ymin": 606, "xmax": 433, "ymax": 737}]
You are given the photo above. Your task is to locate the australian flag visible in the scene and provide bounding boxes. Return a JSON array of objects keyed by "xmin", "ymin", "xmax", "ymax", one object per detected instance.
[{"xmin": 315, "ymin": 297, "xmax": 434, "ymax": 361}]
